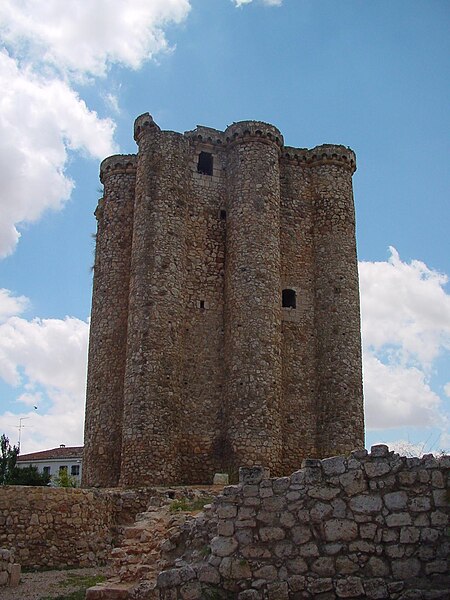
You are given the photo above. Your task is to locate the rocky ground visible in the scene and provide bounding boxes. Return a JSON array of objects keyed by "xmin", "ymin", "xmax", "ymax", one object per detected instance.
[{"xmin": 1, "ymin": 566, "xmax": 110, "ymax": 600}]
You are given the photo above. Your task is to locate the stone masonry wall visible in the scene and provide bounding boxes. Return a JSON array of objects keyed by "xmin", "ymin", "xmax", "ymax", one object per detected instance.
[
  {"xmin": 156, "ymin": 447, "xmax": 449, "ymax": 599},
  {"xmin": 0, "ymin": 548, "xmax": 20, "ymax": 588},
  {"xmin": 83, "ymin": 114, "xmax": 364, "ymax": 487},
  {"xmin": 0, "ymin": 486, "xmax": 155, "ymax": 569}
]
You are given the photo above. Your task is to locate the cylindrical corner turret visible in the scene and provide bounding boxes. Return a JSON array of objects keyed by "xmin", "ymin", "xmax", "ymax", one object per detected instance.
[
  {"xmin": 133, "ymin": 112, "xmax": 160, "ymax": 143},
  {"xmin": 224, "ymin": 121, "xmax": 283, "ymax": 474},
  {"xmin": 309, "ymin": 144, "xmax": 364, "ymax": 457},
  {"xmin": 119, "ymin": 120, "xmax": 190, "ymax": 486},
  {"xmin": 82, "ymin": 154, "xmax": 137, "ymax": 488}
]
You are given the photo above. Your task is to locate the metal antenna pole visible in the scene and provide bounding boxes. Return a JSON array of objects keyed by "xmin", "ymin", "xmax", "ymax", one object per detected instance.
[{"xmin": 17, "ymin": 417, "xmax": 30, "ymax": 452}]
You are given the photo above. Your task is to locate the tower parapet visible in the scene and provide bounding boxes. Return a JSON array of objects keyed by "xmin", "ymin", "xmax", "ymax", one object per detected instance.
[
  {"xmin": 224, "ymin": 120, "xmax": 284, "ymax": 150},
  {"xmin": 282, "ymin": 144, "xmax": 356, "ymax": 172},
  {"xmin": 99, "ymin": 154, "xmax": 137, "ymax": 183}
]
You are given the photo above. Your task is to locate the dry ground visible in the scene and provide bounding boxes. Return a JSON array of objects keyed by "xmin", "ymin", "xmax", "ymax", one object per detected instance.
[{"xmin": 1, "ymin": 566, "xmax": 110, "ymax": 600}]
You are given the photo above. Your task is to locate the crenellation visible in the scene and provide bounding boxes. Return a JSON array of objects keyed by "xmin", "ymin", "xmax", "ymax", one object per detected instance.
[{"xmin": 83, "ymin": 115, "xmax": 364, "ymax": 488}]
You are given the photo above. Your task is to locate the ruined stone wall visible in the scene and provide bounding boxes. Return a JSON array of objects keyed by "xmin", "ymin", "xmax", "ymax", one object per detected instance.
[
  {"xmin": 83, "ymin": 114, "xmax": 364, "ymax": 488},
  {"xmin": 156, "ymin": 447, "xmax": 449, "ymax": 599},
  {"xmin": 0, "ymin": 487, "xmax": 154, "ymax": 569},
  {"xmin": 0, "ymin": 548, "xmax": 20, "ymax": 588}
]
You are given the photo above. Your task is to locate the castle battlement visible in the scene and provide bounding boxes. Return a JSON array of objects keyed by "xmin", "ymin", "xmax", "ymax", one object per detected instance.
[{"xmin": 83, "ymin": 115, "xmax": 364, "ymax": 488}]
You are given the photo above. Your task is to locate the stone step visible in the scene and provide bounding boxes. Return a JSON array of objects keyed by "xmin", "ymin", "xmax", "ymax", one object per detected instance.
[{"xmin": 85, "ymin": 580, "xmax": 136, "ymax": 599}]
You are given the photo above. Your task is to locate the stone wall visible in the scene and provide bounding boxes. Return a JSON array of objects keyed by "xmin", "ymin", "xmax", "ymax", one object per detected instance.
[
  {"xmin": 0, "ymin": 486, "xmax": 156, "ymax": 569},
  {"xmin": 156, "ymin": 446, "xmax": 449, "ymax": 599},
  {"xmin": 0, "ymin": 548, "xmax": 20, "ymax": 587}
]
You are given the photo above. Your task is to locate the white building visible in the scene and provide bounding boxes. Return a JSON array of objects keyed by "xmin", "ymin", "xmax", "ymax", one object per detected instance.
[{"xmin": 16, "ymin": 445, "xmax": 83, "ymax": 485}]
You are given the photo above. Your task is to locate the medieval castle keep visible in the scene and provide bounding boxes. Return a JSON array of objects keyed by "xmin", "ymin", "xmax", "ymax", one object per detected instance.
[{"xmin": 82, "ymin": 114, "xmax": 364, "ymax": 488}]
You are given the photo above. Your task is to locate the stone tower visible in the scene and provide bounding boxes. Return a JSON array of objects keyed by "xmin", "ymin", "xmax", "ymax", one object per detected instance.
[{"xmin": 82, "ymin": 114, "xmax": 364, "ymax": 487}]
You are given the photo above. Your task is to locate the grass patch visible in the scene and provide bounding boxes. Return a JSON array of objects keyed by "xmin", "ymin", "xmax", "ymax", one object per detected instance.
[
  {"xmin": 169, "ymin": 496, "xmax": 214, "ymax": 513},
  {"xmin": 41, "ymin": 574, "xmax": 106, "ymax": 600}
]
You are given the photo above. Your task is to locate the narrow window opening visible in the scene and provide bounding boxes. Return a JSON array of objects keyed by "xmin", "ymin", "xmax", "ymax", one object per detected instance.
[
  {"xmin": 197, "ymin": 151, "xmax": 213, "ymax": 175},
  {"xmin": 220, "ymin": 209, "xmax": 227, "ymax": 220},
  {"xmin": 282, "ymin": 288, "xmax": 296, "ymax": 309},
  {"xmin": 199, "ymin": 300, "xmax": 205, "ymax": 309}
]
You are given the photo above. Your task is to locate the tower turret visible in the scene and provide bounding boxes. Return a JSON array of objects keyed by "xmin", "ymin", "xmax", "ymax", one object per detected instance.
[
  {"xmin": 308, "ymin": 145, "xmax": 364, "ymax": 456},
  {"xmin": 82, "ymin": 154, "xmax": 136, "ymax": 487},
  {"xmin": 119, "ymin": 114, "xmax": 191, "ymax": 485},
  {"xmin": 224, "ymin": 121, "xmax": 284, "ymax": 474}
]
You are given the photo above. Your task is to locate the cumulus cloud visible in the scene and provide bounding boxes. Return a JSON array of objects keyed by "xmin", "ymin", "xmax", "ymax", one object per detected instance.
[
  {"xmin": 0, "ymin": 1, "xmax": 191, "ymax": 257},
  {"xmin": 0, "ymin": 288, "xmax": 29, "ymax": 322},
  {"xmin": 359, "ymin": 248, "xmax": 450, "ymax": 434},
  {"xmin": 0, "ymin": 50, "xmax": 117, "ymax": 257},
  {"xmin": 360, "ymin": 247, "xmax": 450, "ymax": 367},
  {"xmin": 363, "ymin": 354, "xmax": 441, "ymax": 429},
  {"xmin": 0, "ymin": 303, "xmax": 89, "ymax": 453},
  {"xmin": 0, "ymin": 0, "xmax": 191, "ymax": 78}
]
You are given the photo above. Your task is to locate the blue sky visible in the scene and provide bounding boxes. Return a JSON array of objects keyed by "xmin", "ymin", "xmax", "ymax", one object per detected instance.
[{"xmin": 0, "ymin": 0, "xmax": 449, "ymax": 458}]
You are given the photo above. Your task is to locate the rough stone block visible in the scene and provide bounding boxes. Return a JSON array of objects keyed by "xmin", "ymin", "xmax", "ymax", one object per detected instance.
[
  {"xmin": 213, "ymin": 473, "xmax": 229, "ymax": 485},
  {"xmin": 323, "ymin": 519, "xmax": 358, "ymax": 542},
  {"xmin": 239, "ymin": 467, "xmax": 269, "ymax": 485},
  {"xmin": 210, "ymin": 536, "xmax": 238, "ymax": 557},
  {"xmin": 9, "ymin": 563, "xmax": 20, "ymax": 587},
  {"xmin": 335, "ymin": 576, "xmax": 364, "ymax": 597},
  {"xmin": 322, "ymin": 456, "xmax": 347, "ymax": 476},
  {"xmin": 370, "ymin": 445, "xmax": 389, "ymax": 457},
  {"xmin": 391, "ymin": 558, "xmax": 421, "ymax": 579}
]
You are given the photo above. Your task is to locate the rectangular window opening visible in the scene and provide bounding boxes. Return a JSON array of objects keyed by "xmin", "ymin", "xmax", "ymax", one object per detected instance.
[{"xmin": 197, "ymin": 151, "xmax": 213, "ymax": 175}]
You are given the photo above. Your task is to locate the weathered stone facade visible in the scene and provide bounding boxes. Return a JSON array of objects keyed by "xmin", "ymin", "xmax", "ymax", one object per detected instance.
[
  {"xmin": 83, "ymin": 114, "xmax": 364, "ymax": 487},
  {"xmin": 0, "ymin": 486, "xmax": 155, "ymax": 569},
  {"xmin": 155, "ymin": 447, "xmax": 450, "ymax": 599}
]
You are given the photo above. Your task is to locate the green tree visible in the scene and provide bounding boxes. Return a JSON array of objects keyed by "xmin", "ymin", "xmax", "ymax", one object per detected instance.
[
  {"xmin": 8, "ymin": 465, "xmax": 51, "ymax": 486},
  {"xmin": 0, "ymin": 434, "xmax": 19, "ymax": 485},
  {"xmin": 53, "ymin": 467, "xmax": 78, "ymax": 488}
]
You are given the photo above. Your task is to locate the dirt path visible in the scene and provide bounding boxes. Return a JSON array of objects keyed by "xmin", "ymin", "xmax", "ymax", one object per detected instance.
[{"xmin": 1, "ymin": 566, "xmax": 110, "ymax": 600}]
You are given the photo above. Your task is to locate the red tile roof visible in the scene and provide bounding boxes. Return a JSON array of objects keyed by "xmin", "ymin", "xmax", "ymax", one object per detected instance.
[{"xmin": 17, "ymin": 446, "xmax": 83, "ymax": 462}]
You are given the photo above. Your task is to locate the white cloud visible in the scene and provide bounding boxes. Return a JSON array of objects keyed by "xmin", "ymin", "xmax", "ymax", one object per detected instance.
[
  {"xmin": 0, "ymin": 1, "xmax": 191, "ymax": 257},
  {"xmin": 0, "ymin": 0, "xmax": 191, "ymax": 78},
  {"xmin": 0, "ymin": 309, "xmax": 89, "ymax": 453},
  {"xmin": 234, "ymin": 0, "xmax": 282, "ymax": 6},
  {"xmin": 0, "ymin": 51, "xmax": 117, "ymax": 257},
  {"xmin": 359, "ymin": 248, "xmax": 450, "ymax": 436},
  {"xmin": 0, "ymin": 288, "xmax": 29, "ymax": 322},
  {"xmin": 360, "ymin": 247, "xmax": 450, "ymax": 367},
  {"xmin": 444, "ymin": 383, "xmax": 450, "ymax": 398},
  {"xmin": 363, "ymin": 354, "xmax": 442, "ymax": 429}
]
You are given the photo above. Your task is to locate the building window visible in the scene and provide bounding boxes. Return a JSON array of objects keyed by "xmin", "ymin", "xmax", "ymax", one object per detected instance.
[
  {"xmin": 71, "ymin": 465, "xmax": 80, "ymax": 476},
  {"xmin": 282, "ymin": 288, "xmax": 296, "ymax": 309},
  {"xmin": 199, "ymin": 300, "xmax": 205, "ymax": 309},
  {"xmin": 197, "ymin": 152, "xmax": 213, "ymax": 175},
  {"xmin": 59, "ymin": 465, "xmax": 68, "ymax": 474},
  {"xmin": 220, "ymin": 209, "xmax": 227, "ymax": 220},
  {"xmin": 43, "ymin": 466, "xmax": 50, "ymax": 475}
]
